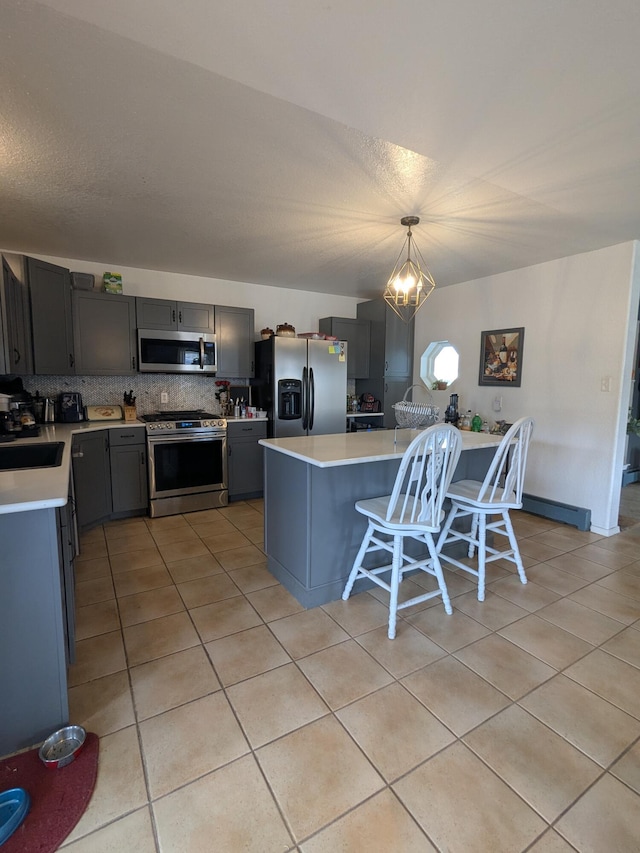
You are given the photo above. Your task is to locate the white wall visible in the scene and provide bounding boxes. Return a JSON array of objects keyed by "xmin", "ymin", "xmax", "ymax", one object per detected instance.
[
  {"xmin": 414, "ymin": 241, "xmax": 640, "ymax": 535},
  {"xmin": 25, "ymin": 254, "xmax": 363, "ymax": 333}
]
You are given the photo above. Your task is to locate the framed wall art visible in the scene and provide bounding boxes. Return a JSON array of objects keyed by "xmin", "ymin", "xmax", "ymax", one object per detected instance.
[{"xmin": 479, "ymin": 327, "xmax": 525, "ymax": 387}]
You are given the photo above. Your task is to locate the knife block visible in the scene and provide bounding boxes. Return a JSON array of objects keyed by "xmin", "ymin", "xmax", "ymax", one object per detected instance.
[{"xmin": 123, "ymin": 405, "xmax": 137, "ymax": 422}]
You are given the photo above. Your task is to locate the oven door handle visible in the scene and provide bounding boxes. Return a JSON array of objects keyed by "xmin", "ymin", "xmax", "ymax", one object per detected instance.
[
  {"xmin": 147, "ymin": 433, "xmax": 226, "ymax": 444},
  {"xmin": 199, "ymin": 336, "xmax": 205, "ymax": 370}
]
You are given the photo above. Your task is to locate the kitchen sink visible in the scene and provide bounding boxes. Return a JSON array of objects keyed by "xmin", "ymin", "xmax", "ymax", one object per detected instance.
[{"xmin": 0, "ymin": 442, "xmax": 65, "ymax": 471}]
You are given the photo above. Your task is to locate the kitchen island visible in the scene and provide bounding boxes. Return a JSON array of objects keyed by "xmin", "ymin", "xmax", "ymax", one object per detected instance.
[{"xmin": 259, "ymin": 428, "xmax": 504, "ymax": 608}]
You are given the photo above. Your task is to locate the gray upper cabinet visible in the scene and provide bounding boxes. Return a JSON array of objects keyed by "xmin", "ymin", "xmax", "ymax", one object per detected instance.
[
  {"xmin": 136, "ymin": 297, "xmax": 215, "ymax": 333},
  {"xmin": 318, "ymin": 316, "xmax": 370, "ymax": 379},
  {"xmin": 26, "ymin": 256, "xmax": 75, "ymax": 375},
  {"xmin": 215, "ymin": 305, "xmax": 255, "ymax": 377},
  {"xmin": 356, "ymin": 298, "xmax": 414, "ymax": 378},
  {"xmin": 1, "ymin": 255, "xmax": 33, "ymax": 375},
  {"xmin": 72, "ymin": 291, "xmax": 137, "ymax": 375}
]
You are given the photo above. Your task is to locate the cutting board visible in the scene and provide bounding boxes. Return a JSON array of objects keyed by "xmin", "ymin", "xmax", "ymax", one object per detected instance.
[{"xmin": 86, "ymin": 405, "xmax": 123, "ymax": 421}]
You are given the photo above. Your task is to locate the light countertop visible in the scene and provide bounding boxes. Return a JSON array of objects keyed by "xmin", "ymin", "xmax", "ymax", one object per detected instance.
[
  {"xmin": 259, "ymin": 428, "xmax": 503, "ymax": 469},
  {"xmin": 0, "ymin": 420, "xmax": 144, "ymax": 515}
]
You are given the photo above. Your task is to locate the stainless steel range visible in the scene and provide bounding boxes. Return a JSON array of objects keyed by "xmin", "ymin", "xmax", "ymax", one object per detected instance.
[{"xmin": 141, "ymin": 410, "xmax": 228, "ymax": 517}]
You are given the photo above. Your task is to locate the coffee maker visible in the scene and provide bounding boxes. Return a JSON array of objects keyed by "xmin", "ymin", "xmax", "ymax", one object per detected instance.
[{"xmin": 444, "ymin": 393, "xmax": 459, "ymax": 427}]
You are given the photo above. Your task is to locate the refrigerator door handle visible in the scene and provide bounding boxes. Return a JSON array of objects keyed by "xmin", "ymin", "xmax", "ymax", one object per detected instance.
[
  {"xmin": 302, "ymin": 366, "xmax": 308, "ymax": 431},
  {"xmin": 309, "ymin": 367, "xmax": 315, "ymax": 431}
]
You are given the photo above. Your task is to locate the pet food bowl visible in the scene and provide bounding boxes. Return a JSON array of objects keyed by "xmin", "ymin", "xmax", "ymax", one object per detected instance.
[
  {"xmin": 38, "ymin": 725, "xmax": 86, "ymax": 769},
  {"xmin": 0, "ymin": 788, "xmax": 30, "ymax": 845}
]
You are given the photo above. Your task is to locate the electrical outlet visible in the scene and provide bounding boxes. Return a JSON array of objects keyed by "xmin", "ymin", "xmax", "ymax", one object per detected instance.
[
  {"xmin": 160, "ymin": 391, "xmax": 168, "ymax": 403},
  {"xmin": 492, "ymin": 395, "xmax": 502, "ymax": 412},
  {"xmin": 600, "ymin": 376, "xmax": 612, "ymax": 392}
]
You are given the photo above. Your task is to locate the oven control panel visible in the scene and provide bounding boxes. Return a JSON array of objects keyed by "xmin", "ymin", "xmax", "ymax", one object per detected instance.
[{"xmin": 147, "ymin": 419, "xmax": 227, "ymax": 431}]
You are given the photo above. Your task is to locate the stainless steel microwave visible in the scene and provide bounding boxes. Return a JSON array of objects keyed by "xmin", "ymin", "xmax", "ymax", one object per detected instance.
[{"xmin": 137, "ymin": 329, "xmax": 217, "ymax": 374}]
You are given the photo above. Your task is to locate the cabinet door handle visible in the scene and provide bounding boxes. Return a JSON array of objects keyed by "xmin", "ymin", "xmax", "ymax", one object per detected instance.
[
  {"xmin": 385, "ymin": 360, "xmax": 388, "ymax": 371},
  {"xmin": 132, "ymin": 355, "xmax": 136, "ymax": 370},
  {"xmin": 172, "ymin": 309, "xmax": 176, "ymax": 323},
  {"xmin": 13, "ymin": 347, "xmax": 20, "ymax": 364},
  {"xmin": 69, "ymin": 353, "xmax": 74, "ymax": 367},
  {"xmin": 228, "ymin": 445, "xmax": 232, "ymax": 455},
  {"xmin": 140, "ymin": 451, "xmax": 145, "ymax": 466},
  {"xmin": 72, "ymin": 451, "xmax": 84, "ymax": 458},
  {"xmin": 179, "ymin": 311, "xmax": 182, "ymax": 323}
]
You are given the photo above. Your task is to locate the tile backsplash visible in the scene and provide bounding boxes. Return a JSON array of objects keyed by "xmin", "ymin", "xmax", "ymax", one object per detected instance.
[{"xmin": 22, "ymin": 374, "xmax": 247, "ymax": 416}]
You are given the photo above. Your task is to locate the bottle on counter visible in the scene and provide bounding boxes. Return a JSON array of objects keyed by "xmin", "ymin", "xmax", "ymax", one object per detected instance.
[
  {"xmin": 471, "ymin": 413, "xmax": 482, "ymax": 432},
  {"xmin": 482, "ymin": 420, "xmax": 490, "ymax": 433},
  {"xmin": 459, "ymin": 409, "xmax": 472, "ymax": 430}
]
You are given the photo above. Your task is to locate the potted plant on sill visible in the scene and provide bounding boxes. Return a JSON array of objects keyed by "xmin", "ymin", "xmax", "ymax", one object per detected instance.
[
  {"xmin": 431, "ymin": 380, "xmax": 448, "ymax": 391},
  {"xmin": 628, "ymin": 411, "xmax": 640, "ymax": 436}
]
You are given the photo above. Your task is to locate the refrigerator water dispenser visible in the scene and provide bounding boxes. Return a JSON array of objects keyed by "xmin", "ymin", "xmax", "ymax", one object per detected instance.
[{"xmin": 278, "ymin": 379, "xmax": 302, "ymax": 420}]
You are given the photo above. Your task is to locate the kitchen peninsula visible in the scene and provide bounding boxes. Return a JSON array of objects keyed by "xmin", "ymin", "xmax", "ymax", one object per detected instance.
[
  {"xmin": 259, "ymin": 429, "xmax": 504, "ymax": 608},
  {"xmin": 0, "ymin": 421, "xmax": 138, "ymax": 756}
]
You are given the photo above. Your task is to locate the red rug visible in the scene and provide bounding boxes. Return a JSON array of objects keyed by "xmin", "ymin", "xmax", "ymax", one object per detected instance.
[{"xmin": 0, "ymin": 733, "xmax": 99, "ymax": 853}]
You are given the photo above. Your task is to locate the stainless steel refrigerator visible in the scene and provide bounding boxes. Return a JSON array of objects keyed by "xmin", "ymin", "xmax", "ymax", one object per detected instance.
[{"xmin": 254, "ymin": 337, "xmax": 347, "ymax": 437}]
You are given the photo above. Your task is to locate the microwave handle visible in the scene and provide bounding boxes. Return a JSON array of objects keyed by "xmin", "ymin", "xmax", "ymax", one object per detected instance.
[{"xmin": 199, "ymin": 336, "xmax": 205, "ymax": 370}]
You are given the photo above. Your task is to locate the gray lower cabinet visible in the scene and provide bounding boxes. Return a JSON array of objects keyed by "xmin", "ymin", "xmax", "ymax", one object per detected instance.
[
  {"xmin": 72, "ymin": 291, "xmax": 137, "ymax": 374},
  {"xmin": 136, "ymin": 297, "xmax": 215, "ymax": 333},
  {"xmin": 215, "ymin": 305, "xmax": 255, "ymax": 378},
  {"xmin": 110, "ymin": 427, "xmax": 148, "ymax": 514},
  {"xmin": 0, "ymin": 507, "xmax": 70, "ymax": 755},
  {"xmin": 318, "ymin": 316, "xmax": 370, "ymax": 379},
  {"xmin": 73, "ymin": 428, "xmax": 149, "ymax": 530},
  {"xmin": 228, "ymin": 421, "xmax": 266, "ymax": 500},
  {"xmin": 72, "ymin": 430, "xmax": 112, "ymax": 530},
  {"xmin": 26, "ymin": 256, "xmax": 75, "ymax": 375}
]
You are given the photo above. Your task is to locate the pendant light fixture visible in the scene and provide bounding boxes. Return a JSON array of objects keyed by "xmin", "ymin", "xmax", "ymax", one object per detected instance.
[{"xmin": 384, "ymin": 216, "xmax": 435, "ymax": 323}]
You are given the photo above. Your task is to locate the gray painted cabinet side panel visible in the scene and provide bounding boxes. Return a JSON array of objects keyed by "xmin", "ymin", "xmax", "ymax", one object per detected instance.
[
  {"xmin": 0, "ymin": 508, "xmax": 69, "ymax": 755},
  {"xmin": 264, "ymin": 451, "xmax": 311, "ymax": 588}
]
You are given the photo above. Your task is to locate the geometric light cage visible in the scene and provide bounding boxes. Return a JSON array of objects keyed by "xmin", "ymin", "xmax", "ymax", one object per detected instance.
[{"xmin": 383, "ymin": 215, "xmax": 436, "ymax": 324}]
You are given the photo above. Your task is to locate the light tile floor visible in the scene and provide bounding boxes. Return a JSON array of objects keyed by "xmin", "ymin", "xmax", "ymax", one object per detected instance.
[{"xmin": 58, "ymin": 501, "xmax": 640, "ymax": 852}]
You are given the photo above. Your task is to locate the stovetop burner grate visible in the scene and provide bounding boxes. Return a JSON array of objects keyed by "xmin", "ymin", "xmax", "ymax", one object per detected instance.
[{"xmin": 140, "ymin": 410, "xmax": 216, "ymax": 422}]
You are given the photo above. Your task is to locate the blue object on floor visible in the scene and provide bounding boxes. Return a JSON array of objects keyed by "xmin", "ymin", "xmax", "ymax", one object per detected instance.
[{"xmin": 0, "ymin": 788, "xmax": 30, "ymax": 846}]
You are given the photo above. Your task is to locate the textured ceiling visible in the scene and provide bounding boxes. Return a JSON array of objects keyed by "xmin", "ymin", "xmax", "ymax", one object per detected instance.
[{"xmin": 1, "ymin": 0, "xmax": 639, "ymax": 299}]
